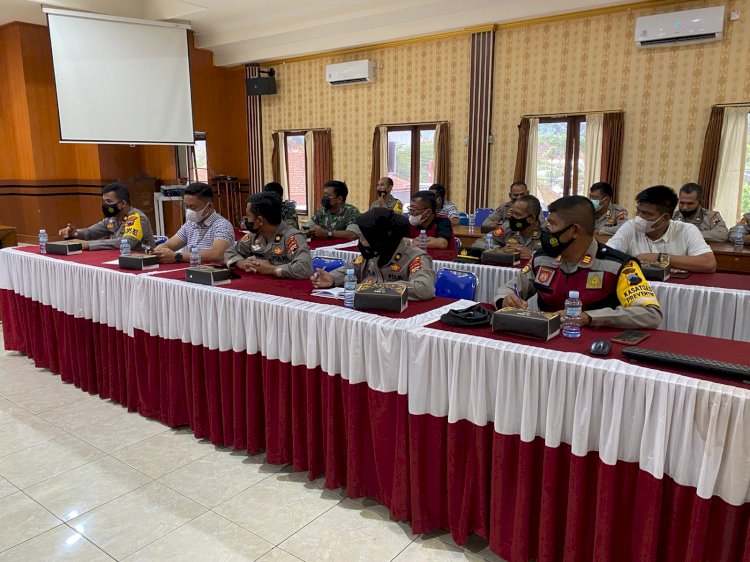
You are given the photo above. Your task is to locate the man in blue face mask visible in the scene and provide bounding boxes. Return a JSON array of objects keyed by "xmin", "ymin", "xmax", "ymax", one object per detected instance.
[
  {"xmin": 589, "ymin": 182, "xmax": 628, "ymax": 235},
  {"xmin": 493, "ymin": 195, "xmax": 663, "ymax": 329}
]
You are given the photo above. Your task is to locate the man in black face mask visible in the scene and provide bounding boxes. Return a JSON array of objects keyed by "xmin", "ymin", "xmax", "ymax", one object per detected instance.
[
  {"xmin": 58, "ymin": 183, "xmax": 155, "ymax": 251},
  {"xmin": 493, "ymin": 196, "xmax": 663, "ymax": 329},
  {"xmin": 471, "ymin": 195, "xmax": 542, "ymax": 259},
  {"xmin": 672, "ymin": 182, "xmax": 728, "ymax": 243},
  {"xmin": 303, "ymin": 180, "xmax": 360, "ymax": 240},
  {"xmin": 310, "ymin": 208, "xmax": 436, "ymax": 300}
]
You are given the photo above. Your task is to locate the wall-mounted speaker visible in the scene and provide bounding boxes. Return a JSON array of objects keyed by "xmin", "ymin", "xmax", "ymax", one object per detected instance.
[{"xmin": 246, "ymin": 76, "xmax": 277, "ymax": 96}]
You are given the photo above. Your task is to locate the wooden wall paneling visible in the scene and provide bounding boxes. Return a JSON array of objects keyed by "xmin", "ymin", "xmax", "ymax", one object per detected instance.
[
  {"xmin": 98, "ymin": 144, "xmax": 143, "ymax": 181},
  {"xmin": 141, "ymin": 145, "xmax": 178, "ymax": 183}
]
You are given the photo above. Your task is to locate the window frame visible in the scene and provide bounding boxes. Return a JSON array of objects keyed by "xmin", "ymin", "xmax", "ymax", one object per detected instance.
[
  {"xmin": 538, "ymin": 115, "xmax": 585, "ymax": 197},
  {"xmin": 386, "ymin": 124, "xmax": 437, "ymax": 198},
  {"xmin": 283, "ymin": 130, "xmax": 309, "ymax": 215}
]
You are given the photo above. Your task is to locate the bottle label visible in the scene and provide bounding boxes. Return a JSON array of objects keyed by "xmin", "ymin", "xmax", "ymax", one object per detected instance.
[{"xmin": 565, "ymin": 306, "xmax": 581, "ymax": 317}]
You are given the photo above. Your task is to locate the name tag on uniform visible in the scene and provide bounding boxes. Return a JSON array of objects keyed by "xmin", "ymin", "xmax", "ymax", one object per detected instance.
[
  {"xmin": 535, "ymin": 266, "xmax": 555, "ymax": 286},
  {"xmin": 586, "ymin": 271, "xmax": 604, "ymax": 289}
]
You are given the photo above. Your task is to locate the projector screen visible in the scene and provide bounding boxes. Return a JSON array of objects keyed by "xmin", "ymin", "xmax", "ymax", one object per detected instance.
[{"xmin": 45, "ymin": 8, "xmax": 194, "ymax": 145}]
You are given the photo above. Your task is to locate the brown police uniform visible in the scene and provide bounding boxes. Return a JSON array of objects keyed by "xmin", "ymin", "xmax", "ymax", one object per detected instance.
[
  {"xmin": 370, "ymin": 194, "xmax": 404, "ymax": 213},
  {"xmin": 596, "ymin": 203, "xmax": 629, "ymax": 236},
  {"xmin": 329, "ymin": 238, "xmax": 436, "ymax": 300},
  {"xmin": 672, "ymin": 207, "xmax": 729, "ymax": 243},
  {"xmin": 480, "ymin": 201, "xmax": 513, "ymax": 233},
  {"xmin": 471, "ymin": 224, "xmax": 542, "ymax": 252},
  {"xmin": 75, "ymin": 208, "xmax": 156, "ymax": 251},
  {"xmin": 224, "ymin": 222, "xmax": 313, "ymax": 279},
  {"xmin": 493, "ymin": 238, "xmax": 662, "ymax": 329}
]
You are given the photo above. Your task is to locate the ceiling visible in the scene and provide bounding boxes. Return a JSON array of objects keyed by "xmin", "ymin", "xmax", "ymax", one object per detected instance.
[{"xmin": 1, "ymin": 0, "xmax": 649, "ymax": 66}]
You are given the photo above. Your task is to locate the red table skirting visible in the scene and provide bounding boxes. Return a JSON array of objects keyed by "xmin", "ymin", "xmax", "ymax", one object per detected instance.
[{"xmin": 409, "ymin": 414, "xmax": 750, "ymax": 562}]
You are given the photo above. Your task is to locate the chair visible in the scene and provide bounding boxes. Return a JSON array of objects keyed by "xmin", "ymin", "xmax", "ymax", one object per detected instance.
[
  {"xmin": 474, "ymin": 208, "xmax": 493, "ymax": 228},
  {"xmin": 458, "ymin": 212, "xmax": 469, "ymax": 226},
  {"xmin": 434, "ymin": 268, "xmax": 478, "ymax": 300},
  {"xmin": 312, "ymin": 256, "xmax": 346, "ymax": 272}
]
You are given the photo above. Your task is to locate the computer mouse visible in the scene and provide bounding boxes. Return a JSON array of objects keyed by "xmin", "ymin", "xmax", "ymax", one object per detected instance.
[{"xmin": 590, "ymin": 339, "xmax": 612, "ymax": 356}]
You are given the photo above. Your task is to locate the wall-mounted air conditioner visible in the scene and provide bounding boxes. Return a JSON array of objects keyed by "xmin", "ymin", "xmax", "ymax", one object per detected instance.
[
  {"xmin": 325, "ymin": 60, "xmax": 376, "ymax": 85},
  {"xmin": 635, "ymin": 6, "xmax": 725, "ymax": 48}
]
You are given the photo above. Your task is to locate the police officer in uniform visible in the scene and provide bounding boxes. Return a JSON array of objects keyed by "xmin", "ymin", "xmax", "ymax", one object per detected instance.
[
  {"xmin": 589, "ymin": 182, "xmax": 628, "ymax": 235},
  {"xmin": 672, "ymin": 183, "xmax": 729, "ymax": 243},
  {"xmin": 480, "ymin": 181, "xmax": 529, "ymax": 233},
  {"xmin": 472, "ymin": 195, "xmax": 542, "ymax": 259},
  {"xmin": 494, "ymin": 195, "xmax": 662, "ymax": 329},
  {"xmin": 224, "ymin": 192, "xmax": 312, "ymax": 279},
  {"xmin": 370, "ymin": 177, "xmax": 404, "ymax": 213},
  {"xmin": 311, "ymin": 208, "xmax": 436, "ymax": 300},
  {"xmin": 730, "ymin": 212, "xmax": 750, "ymax": 246}
]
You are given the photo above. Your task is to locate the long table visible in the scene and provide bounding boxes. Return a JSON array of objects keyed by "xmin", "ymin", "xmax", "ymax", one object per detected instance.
[
  {"xmin": 1, "ymin": 246, "xmax": 748, "ymax": 562},
  {"xmin": 314, "ymin": 246, "xmax": 750, "ymax": 342}
]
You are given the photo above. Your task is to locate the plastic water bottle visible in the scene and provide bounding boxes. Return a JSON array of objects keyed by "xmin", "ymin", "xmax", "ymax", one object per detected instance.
[
  {"xmin": 418, "ymin": 229, "xmax": 428, "ymax": 250},
  {"xmin": 39, "ymin": 229, "xmax": 48, "ymax": 254},
  {"xmin": 190, "ymin": 246, "xmax": 201, "ymax": 267},
  {"xmin": 119, "ymin": 238, "xmax": 130, "ymax": 256},
  {"xmin": 485, "ymin": 233, "xmax": 494, "ymax": 250},
  {"xmin": 734, "ymin": 229, "xmax": 744, "ymax": 252},
  {"xmin": 562, "ymin": 290, "xmax": 582, "ymax": 338},
  {"xmin": 343, "ymin": 268, "xmax": 356, "ymax": 308},
  {"xmin": 468, "ymin": 213, "xmax": 475, "ymax": 229}
]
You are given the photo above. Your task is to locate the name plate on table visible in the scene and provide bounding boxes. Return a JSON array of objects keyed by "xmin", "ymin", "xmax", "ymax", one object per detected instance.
[
  {"xmin": 454, "ymin": 247, "xmax": 482, "ymax": 264},
  {"xmin": 185, "ymin": 266, "xmax": 232, "ymax": 286},
  {"xmin": 353, "ymin": 280, "xmax": 408, "ymax": 313},
  {"xmin": 492, "ymin": 307, "xmax": 561, "ymax": 340},
  {"xmin": 46, "ymin": 241, "xmax": 82, "ymax": 255},
  {"xmin": 118, "ymin": 253, "xmax": 159, "ymax": 270},
  {"xmin": 481, "ymin": 250, "xmax": 521, "ymax": 266},
  {"xmin": 640, "ymin": 261, "xmax": 671, "ymax": 281}
]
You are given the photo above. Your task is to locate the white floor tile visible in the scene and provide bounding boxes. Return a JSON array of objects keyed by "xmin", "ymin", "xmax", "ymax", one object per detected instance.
[
  {"xmin": 114, "ymin": 429, "xmax": 215, "ymax": 479},
  {"xmin": 0, "ymin": 477, "xmax": 17, "ymax": 499},
  {"xmin": 394, "ymin": 536, "xmax": 484, "ymax": 561},
  {"xmin": 0, "ymin": 492, "xmax": 61, "ymax": 552},
  {"xmin": 0, "ymin": 416, "xmax": 66, "ymax": 457},
  {"xmin": 0, "ymin": 525, "xmax": 110, "ymax": 562},
  {"xmin": 39, "ymin": 396, "xmax": 128, "ymax": 432},
  {"xmin": 0, "ymin": 397, "xmax": 33, "ymax": 427},
  {"xmin": 71, "ymin": 411, "xmax": 169, "ymax": 453},
  {"xmin": 257, "ymin": 548, "xmax": 304, "ymax": 561}
]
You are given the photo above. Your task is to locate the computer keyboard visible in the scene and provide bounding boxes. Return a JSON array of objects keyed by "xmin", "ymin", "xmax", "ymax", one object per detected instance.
[{"xmin": 622, "ymin": 347, "xmax": 750, "ymax": 383}]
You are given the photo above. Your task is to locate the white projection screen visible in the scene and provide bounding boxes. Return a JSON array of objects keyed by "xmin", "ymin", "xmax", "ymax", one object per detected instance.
[{"xmin": 45, "ymin": 8, "xmax": 194, "ymax": 145}]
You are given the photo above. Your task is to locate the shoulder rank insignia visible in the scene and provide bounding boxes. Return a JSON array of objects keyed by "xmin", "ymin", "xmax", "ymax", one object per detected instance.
[
  {"xmin": 394, "ymin": 253, "xmax": 401, "ymax": 261},
  {"xmin": 273, "ymin": 247, "xmax": 283, "ymax": 255},
  {"xmin": 507, "ymin": 237, "xmax": 518, "ymax": 245},
  {"xmin": 354, "ymin": 255, "xmax": 364, "ymax": 265},
  {"xmin": 616, "ymin": 211, "xmax": 626, "ymax": 220},
  {"xmin": 286, "ymin": 236, "xmax": 299, "ymax": 253},
  {"xmin": 605, "ymin": 209, "xmax": 612, "ymax": 217},
  {"xmin": 408, "ymin": 256, "xmax": 422, "ymax": 274},
  {"xmin": 521, "ymin": 263, "xmax": 531, "ymax": 273},
  {"xmin": 535, "ymin": 266, "xmax": 555, "ymax": 286},
  {"xmin": 532, "ymin": 230, "xmax": 540, "ymax": 239},
  {"xmin": 460, "ymin": 248, "xmax": 468, "ymax": 256},
  {"xmin": 586, "ymin": 271, "xmax": 603, "ymax": 289},
  {"xmin": 241, "ymin": 234, "xmax": 250, "ymax": 242},
  {"xmin": 274, "ymin": 234, "xmax": 282, "ymax": 242},
  {"xmin": 493, "ymin": 227, "xmax": 504, "ymax": 237},
  {"xmin": 581, "ymin": 254, "xmax": 592, "ymax": 265}
]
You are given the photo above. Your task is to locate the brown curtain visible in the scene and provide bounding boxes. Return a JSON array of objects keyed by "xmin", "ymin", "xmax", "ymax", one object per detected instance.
[
  {"xmin": 312, "ymin": 129, "xmax": 333, "ymax": 207},
  {"xmin": 369, "ymin": 126, "xmax": 381, "ymax": 205},
  {"xmin": 433, "ymin": 122, "xmax": 450, "ymax": 188},
  {"xmin": 600, "ymin": 112, "xmax": 624, "ymax": 201},
  {"xmin": 271, "ymin": 133, "xmax": 280, "ymax": 183},
  {"xmin": 697, "ymin": 106, "xmax": 725, "ymax": 207},
  {"xmin": 513, "ymin": 118, "xmax": 530, "ymax": 183}
]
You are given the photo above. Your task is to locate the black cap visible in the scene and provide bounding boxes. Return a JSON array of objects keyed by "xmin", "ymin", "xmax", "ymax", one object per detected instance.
[{"xmin": 440, "ymin": 304, "xmax": 492, "ymax": 327}]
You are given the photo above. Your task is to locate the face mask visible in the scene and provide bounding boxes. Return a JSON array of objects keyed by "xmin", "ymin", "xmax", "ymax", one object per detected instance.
[
  {"xmin": 591, "ymin": 199, "xmax": 601, "ymax": 211},
  {"xmin": 680, "ymin": 208, "xmax": 698, "ymax": 218},
  {"xmin": 358, "ymin": 242, "xmax": 377, "ymax": 260},
  {"xmin": 377, "ymin": 190, "xmax": 387, "ymax": 198},
  {"xmin": 408, "ymin": 213, "xmax": 422, "ymax": 226},
  {"xmin": 321, "ymin": 196, "xmax": 332, "ymax": 210},
  {"xmin": 510, "ymin": 215, "xmax": 531, "ymax": 232},
  {"xmin": 244, "ymin": 217, "xmax": 260, "ymax": 234},
  {"xmin": 186, "ymin": 205, "xmax": 208, "ymax": 223},
  {"xmin": 634, "ymin": 215, "xmax": 662, "ymax": 234},
  {"xmin": 540, "ymin": 224, "xmax": 575, "ymax": 257},
  {"xmin": 102, "ymin": 201, "xmax": 120, "ymax": 218}
]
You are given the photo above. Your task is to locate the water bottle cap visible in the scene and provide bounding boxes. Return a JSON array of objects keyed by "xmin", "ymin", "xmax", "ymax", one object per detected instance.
[
  {"xmin": 40, "ymin": 229, "xmax": 46, "ymax": 233},
  {"xmin": 420, "ymin": 230, "xmax": 426, "ymax": 234},
  {"xmin": 486, "ymin": 232, "xmax": 492, "ymax": 237},
  {"xmin": 569, "ymin": 290, "xmax": 579, "ymax": 299},
  {"xmin": 346, "ymin": 268, "xmax": 354, "ymax": 275}
]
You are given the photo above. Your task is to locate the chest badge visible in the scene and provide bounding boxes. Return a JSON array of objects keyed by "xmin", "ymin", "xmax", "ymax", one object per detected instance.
[
  {"xmin": 506, "ymin": 237, "xmax": 518, "ymax": 245},
  {"xmin": 273, "ymin": 246, "xmax": 283, "ymax": 255},
  {"xmin": 586, "ymin": 271, "xmax": 604, "ymax": 289},
  {"xmin": 535, "ymin": 266, "xmax": 556, "ymax": 286},
  {"xmin": 390, "ymin": 263, "xmax": 401, "ymax": 272}
]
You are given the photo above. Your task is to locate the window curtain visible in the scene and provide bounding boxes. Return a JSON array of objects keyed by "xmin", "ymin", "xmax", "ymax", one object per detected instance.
[
  {"xmin": 600, "ymin": 112, "xmax": 624, "ymax": 201},
  {"xmin": 697, "ymin": 106, "xmax": 725, "ymax": 207},
  {"xmin": 433, "ymin": 122, "xmax": 450, "ymax": 188},
  {"xmin": 312, "ymin": 129, "xmax": 333, "ymax": 210},
  {"xmin": 273, "ymin": 131, "xmax": 288, "ymax": 192},
  {"xmin": 513, "ymin": 118, "xmax": 530, "ymax": 183},
  {"xmin": 304, "ymin": 131, "xmax": 315, "ymax": 214},
  {"xmin": 369, "ymin": 125, "xmax": 389, "ymax": 204},
  {"xmin": 583, "ymin": 113, "xmax": 604, "ymax": 190},
  {"xmin": 524, "ymin": 118, "xmax": 539, "ymax": 196},
  {"xmin": 271, "ymin": 133, "xmax": 280, "ymax": 184},
  {"xmin": 713, "ymin": 107, "xmax": 749, "ymax": 223}
]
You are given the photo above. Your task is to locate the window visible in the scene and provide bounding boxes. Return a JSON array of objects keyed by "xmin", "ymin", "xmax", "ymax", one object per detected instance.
[
  {"xmin": 285, "ymin": 133, "xmax": 308, "ymax": 214},
  {"xmin": 187, "ymin": 132, "xmax": 209, "ymax": 183},
  {"xmin": 742, "ymin": 113, "xmax": 750, "ymax": 216},
  {"xmin": 386, "ymin": 125, "xmax": 436, "ymax": 208},
  {"xmin": 535, "ymin": 117, "xmax": 586, "ymax": 207}
]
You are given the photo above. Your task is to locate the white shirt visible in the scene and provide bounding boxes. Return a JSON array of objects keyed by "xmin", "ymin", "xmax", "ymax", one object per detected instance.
[{"xmin": 607, "ymin": 219, "xmax": 712, "ymax": 256}]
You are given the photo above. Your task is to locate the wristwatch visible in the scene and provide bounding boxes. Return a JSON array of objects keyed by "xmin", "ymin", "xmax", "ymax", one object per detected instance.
[
  {"xmin": 274, "ymin": 266, "xmax": 283, "ymax": 278},
  {"xmin": 327, "ymin": 230, "xmax": 333, "ymax": 238},
  {"xmin": 175, "ymin": 252, "xmax": 184, "ymax": 263}
]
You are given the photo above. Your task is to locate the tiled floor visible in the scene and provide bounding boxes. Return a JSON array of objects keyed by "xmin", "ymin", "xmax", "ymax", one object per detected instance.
[{"xmin": 0, "ymin": 327, "xmax": 506, "ymax": 561}]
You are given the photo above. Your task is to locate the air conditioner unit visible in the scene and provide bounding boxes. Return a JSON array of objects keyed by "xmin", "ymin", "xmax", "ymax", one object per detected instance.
[
  {"xmin": 635, "ymin": 6, "xmax": 725, "ymax": 48},
  {"xmin": 325, "ymin": 60, "xmax": 376, "ymax": 85}
]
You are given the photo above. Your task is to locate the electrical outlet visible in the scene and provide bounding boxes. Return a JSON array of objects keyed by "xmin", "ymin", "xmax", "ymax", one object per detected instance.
[{"xmin": 730, "ymin": 10, "xmax": 740, "ymax": 21}]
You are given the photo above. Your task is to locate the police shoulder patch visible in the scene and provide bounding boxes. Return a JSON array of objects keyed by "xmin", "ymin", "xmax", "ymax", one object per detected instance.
[
  {"xmin": 493, "ymin": 227, "xmax": 504, "ymax": 237},
  {"xmin": 286, "ymin": 236, "xmax": 299, "ymax": 253},
  {"xmin": 408, "ymin": 256, "xmax": 422, "ymax": 274},
  {"xmin": 354, "ymin": 255, "xmax": 364, "ymax": 265}
]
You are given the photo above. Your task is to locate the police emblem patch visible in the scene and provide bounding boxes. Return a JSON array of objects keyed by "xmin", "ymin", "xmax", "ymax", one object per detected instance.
[
  {"xmin": 586, "ymin": 271, "xmax": 604, "ymax": 289},
  {"xmin": 535, "ymin": 266, "xmax": 555, "ymax": 286},
  {"xmin": 286, "ymin": 236, "xmax": 299, "ymax": 253},
  {"xmin": 493, "ymin": 227, "xmax": 504, "ymax": 237},
  {"xmin": 409, "ymin": 256, "xmax": 422, "ymax": 274}
]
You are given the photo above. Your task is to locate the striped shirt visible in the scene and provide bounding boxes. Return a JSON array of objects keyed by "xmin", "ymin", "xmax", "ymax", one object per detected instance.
[
  {"xmin": 175, "ymin": 211, "xmax": 235, "ymax": 250},
  {"xmin": 439, "ymin": 200, "xmax": 461, "ymax": 219}
]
